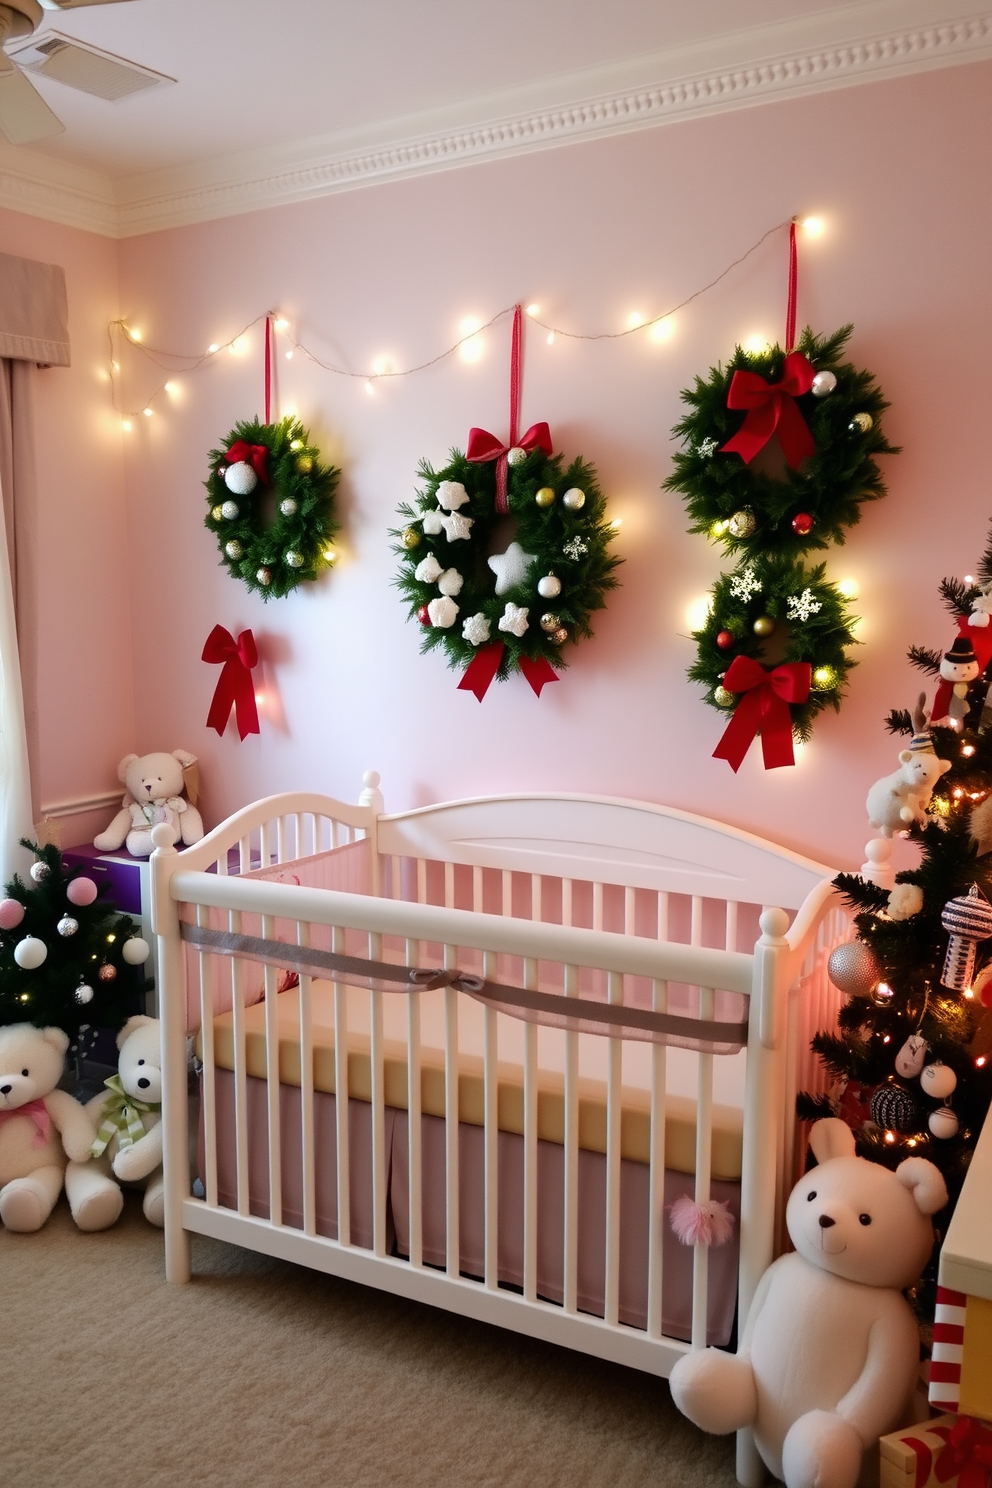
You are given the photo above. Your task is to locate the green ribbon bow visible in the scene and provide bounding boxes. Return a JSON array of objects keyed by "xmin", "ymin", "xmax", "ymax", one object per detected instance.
[{"xmin": 90, "ymin": 1074, "xmax": 159, "ymax": 1159}]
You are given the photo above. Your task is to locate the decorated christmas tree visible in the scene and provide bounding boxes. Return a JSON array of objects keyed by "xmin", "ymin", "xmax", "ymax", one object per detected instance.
[
  {"xmin": 798, "ymin": 528, "xmax": 992, "ymax": 1312},
  {"xmin": 0, "ymin": 840, "xmax": 152, "ymax": 1058}
]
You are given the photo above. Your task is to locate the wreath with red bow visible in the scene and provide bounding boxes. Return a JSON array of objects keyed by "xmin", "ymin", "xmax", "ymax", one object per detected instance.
[
  {"xmin": 205, "ymin": 416, "xmax": 340, "ymax": 599},
  {"xmin": 664, "ymin": 325, "xmax": 897, "ymax": 563}
]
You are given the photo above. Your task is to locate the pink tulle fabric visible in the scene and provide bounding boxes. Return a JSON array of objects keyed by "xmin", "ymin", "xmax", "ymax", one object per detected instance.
[{"xmin": 669, "ymin": 1193, "xmax": 736, "ymax": 1247}]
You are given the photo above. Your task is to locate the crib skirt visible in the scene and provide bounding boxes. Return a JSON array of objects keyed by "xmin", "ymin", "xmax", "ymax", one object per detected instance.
[{"xmin": 201, "ymin": 1070, "xmax": 739, "ymax": 1345}]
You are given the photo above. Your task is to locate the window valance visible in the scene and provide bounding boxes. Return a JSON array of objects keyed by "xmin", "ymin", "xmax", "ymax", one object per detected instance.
[{"xmin": 0, "ymin": 252, "xmax": 69, "ymax": 367}]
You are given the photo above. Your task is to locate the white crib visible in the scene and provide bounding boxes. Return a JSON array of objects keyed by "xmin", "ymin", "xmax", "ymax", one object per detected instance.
[{"xmin": 151, "ymin": 775, "xmax": 849, "ymax": 1487}]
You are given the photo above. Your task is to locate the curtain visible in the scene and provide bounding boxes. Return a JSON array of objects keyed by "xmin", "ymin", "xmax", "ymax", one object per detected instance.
[{"xmin": 0, "ymin": 251, "xmax": 69, "ymax": 886}]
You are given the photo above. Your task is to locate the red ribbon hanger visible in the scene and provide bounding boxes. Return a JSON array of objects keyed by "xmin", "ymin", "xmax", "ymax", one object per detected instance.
[
  {"xmin": 202, "ymin": 625, "xmax": 260, "ymax": 740},
  {"xmin": 465, "ymin": 303, "xmax": 553, "ymax": 514},
  {"xmin": 712, "ymin": 654, "xmax": 811, "ymax": 771},
  {"xmin": 457, "ymin": 641, "xmax": 558, "ymax": 702},
  {"xmin": 225, "ymin": 440, "xmax": 269, "ymax": 482}
]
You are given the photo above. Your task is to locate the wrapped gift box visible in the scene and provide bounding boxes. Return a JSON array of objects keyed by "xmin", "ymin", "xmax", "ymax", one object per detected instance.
[{"xmin": 880, "ymin": 1414, "xmax": 992, "ymax": 1488}]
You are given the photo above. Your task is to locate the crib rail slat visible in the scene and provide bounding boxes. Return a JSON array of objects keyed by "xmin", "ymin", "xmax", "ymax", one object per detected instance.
[
  {"xmin": 444, "ymin": 969, "xmax": 460, "ymax": 1278},
  {"xmin": 604, "ymin": 971, "xmax": 623, "ymax": 1328},
  {"xmin": 563, "ymin": 961, "xmax": 579, "ymax": 1316},
  {"xmin": 333, "ymin": 926, "xmax": 351, "ymax": 1249},
  {"xmin": 407, "ymin": 936, "xmax": 423, "ymax": 1269},
  {"xmin": 262, "ymin": 910, "xmax": 282, "ymax": 1228},
  {"xmin": 298, "ymin": 921, "xmax": 316, "ymax": 1238}
]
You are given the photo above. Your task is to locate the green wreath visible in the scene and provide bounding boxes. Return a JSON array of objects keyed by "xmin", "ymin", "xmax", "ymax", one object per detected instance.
[
  {"xmin": 665, "ymin": 325, "xmax": 897, "ymax": 563},
  {"xmin": 205, "ymin": 415, "xmax": 340, "ymax": 599},
  {"xmin": 393, "ymin": 446, "xmax": 621, "ymax": 684},
  {"xmin": 690, "ymin": 555, "xmax": 858, "ymax": 740}
]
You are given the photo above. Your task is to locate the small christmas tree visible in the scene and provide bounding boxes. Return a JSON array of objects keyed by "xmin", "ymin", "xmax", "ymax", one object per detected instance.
[
  {"xmin": 0, "ymin": 840, "xmax": 151, "ymax": 1062},
  {"xmin": 798, "ymin": 529, "xmax": 992, "ymax": 1315}
]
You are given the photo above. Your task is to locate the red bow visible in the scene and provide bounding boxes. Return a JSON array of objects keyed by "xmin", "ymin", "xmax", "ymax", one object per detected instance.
[
  {"xmin": 202, "ymin": 626, "xmax": 260, "ymax": 740},
  {"xmin": 936, "ymin": 1416, "xmax": 992, "ymax": 1488},
  {"xmin": 457, "ymin": 640, "xmax": 558, "ymax": 702},
  {"xmin": 225, "ymin": 440, "xmax": 269, "ymax": 483},
  {"xmin": 713, "ymin": 654, "xmax": 811, "ymax": 771},
  {"xmin": 720, "ymin": 351, "xmax": 816, "ymax": 469},
  {"xmin": 0, "ymin": 1097, "xmax": 51, "ymax": 1148},
  {"xmin": 466, "ymin": 422, "xmax": 553, "ymax": 514}
]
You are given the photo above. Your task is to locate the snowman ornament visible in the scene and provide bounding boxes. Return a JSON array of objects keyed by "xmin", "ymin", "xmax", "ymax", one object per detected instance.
[{"xmin": 933, "ymin": 635, "xmax": 980, "ymax": 730}]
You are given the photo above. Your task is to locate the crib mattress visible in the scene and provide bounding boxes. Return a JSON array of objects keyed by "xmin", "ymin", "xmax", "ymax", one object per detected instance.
[{"xmin": 205, "ymin": 981, "xmax": 743, "ymax": 1180}]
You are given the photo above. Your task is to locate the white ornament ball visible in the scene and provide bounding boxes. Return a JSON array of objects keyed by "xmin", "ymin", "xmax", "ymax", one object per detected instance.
[
  {"xmin": 562, "ymin": 488, "xmax": 586, "ymax": 511},
  {"xmin": 506, "ymin": 447, "xmax": 527, "ymax": 467},
  {"xmin": 285, "ymin": 550, "xmax": 304, "ymax": 568},
  {"xmin": 225, "ymin": 540, "xmax": 243, "ymax": 560},
  {"xmin": 56, "ymin": 915, "xmax": 79, "ymax": 937},
  {"xmin": 74, "ymin": 983, "xmax": 94, "ymax": 1006},
  {"xmin": 29, "ymin": 861, "xmax": 49, "ymax": 883},
  {"xmin": 122, "ymin": 936, "xmax": 150, "ymax": 966},
  {"xmin": 920, "ymin": 1062, "xmax": 958, "ymax": 1100},
  {"xmin": 538, "ymin": 574, "xmax": 561, "ymax": 599},
  {"xmin": 14, "ymin": 935, "xmax": 47, "ymax": 969},
  {"xmin": 256, "ymin": 567, "xmax": 272, "ymax": 587},
  {"xmin": 811, "ymin": 370, "xmax": 838, "ymax": 398},
  {"xmin": 928, "ymin": 1105, "xmax": 959, "ymax": 1140},
  {"xmin": 224, "ymin": 461, "xmax": 258, "ymax": 495},
  {"xmin": 280, "ymin": 498, "xmax": 299, "ymax": 517},
  {"xmin": 220, "ymin": 500, "xmax": 240, "ymax": 520}
]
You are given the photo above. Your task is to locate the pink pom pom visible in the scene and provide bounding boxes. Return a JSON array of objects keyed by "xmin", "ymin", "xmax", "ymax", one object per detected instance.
[
  {"xmin": 66, "ymin": 876, "xmax": 98, "ymax": 907},
  {"xmin": 0, "ymin": 897, "xmax": 25, "ymax": 930},
  {"xmin": 669, "ymin": 1194, "xmax": 736, "ymax": 1247}
]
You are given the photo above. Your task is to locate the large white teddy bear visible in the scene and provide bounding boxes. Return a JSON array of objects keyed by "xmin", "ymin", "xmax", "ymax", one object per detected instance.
[
  {"xmin": 0, "ymin": 1022, "xmax": 119, "ymax": 1232},
  {"xmin": 669, "ymin": 1118, "xmax": 947, "ymax": 1488},
  {"xmin": 65, "ymin": 1015, "xmax": 164, "ymax": 1228},
  {"xmin": 94, "ymin": 750, "xmax": 204, "ymax": 858}
]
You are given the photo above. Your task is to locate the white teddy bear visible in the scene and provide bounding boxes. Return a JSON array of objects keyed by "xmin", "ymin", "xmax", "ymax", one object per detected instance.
[
  {"xmin": 65, "ymin": 1015, "xmax": 164, "ymax": 1228},
  {"xmin": 94, "ymin": 750, "xmax": 204, "ymax": 858},
  {"xmin": 866, "ymin": 704, "xmax": 951, "ymax": 837},
  {"xmin": 0, "ymin": 1022, "xmax": 118, "ymax": 1232},
  {"xmin": 669, "ymin": 1117, "xmax": 947, "ymax": 1488}
]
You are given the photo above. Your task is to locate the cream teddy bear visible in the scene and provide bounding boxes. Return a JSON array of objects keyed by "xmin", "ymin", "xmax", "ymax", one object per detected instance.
[
  {"xmin": 65, "ymin": 1015, "xmax": 164, "ymax": 1228},
  {"xmin": 0, "ymin": 1022, "xmax": 119, "ymax": 1232},
  {"xmin": 94, "ymin": 750, "xmax": 204, "ymax": 858},
  {"xmin": 669, "ymin": 1117, "xmax": 947, "ymax": 1488}
]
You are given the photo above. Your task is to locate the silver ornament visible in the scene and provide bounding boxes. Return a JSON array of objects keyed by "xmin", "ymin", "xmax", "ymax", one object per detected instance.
[
  {"xmin": 56, "ymin": 915, "xmax": 79, "ymax": 937},
  {"xmin": 728, "ymin": 508, "xmax": 757, "ymax": 539},
  {"xmin": 928, "ymin": 1105, "xmax": 959, "ymax": 1139},
  {"xmin": 810, "ymin": 370, "xmax": 837, "ymax": 398},
  {"xmin": 894, "ymin": 1035, "xmax": 928, "ymax": 1079},
  {"xmin": 562, "ymin": 488, "xmax": 586, "ymax": 511},
  {"xmin": 225, "ymin": 540, "xmax": 243, "ymax": 560},
  {"xmin": 506, "ymin": 447, "xmax": 527, "ymax": 467},
  {"xmin": 280, "ymin": 498, "xmax": 299, "ymax": 517},
  {"xmin": 256, "ymin": 567, "xmax": 272, "ymax": 586},
  {"xmin": 537, "ymin": 574, "xmax": 561, "ymax": 599},
  {"xmin": 74, "ymin": 983, "xmax": 94, "ymax": 1005},
  {"xmin": 29, "ymin": 861, "xmax": 49, "ymax": 883},
  {"xmin": 220, "ymin": 500, "xmax": 239, "ymax": 520},
  {"xmin": 224, "ymin": 461, "xmax": 258, "ymax": 495},
  {"xmin": 285, "ymin": 550, "xmax": 304, "ymax": 568},
  {"xmin": 827, "ymin": 940, "xmax": 882, "ymax": 998}
]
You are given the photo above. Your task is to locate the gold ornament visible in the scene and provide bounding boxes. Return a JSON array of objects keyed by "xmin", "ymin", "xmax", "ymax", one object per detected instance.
[
  {"xmin": 401, "ymin": 527, "xmax": 421, "ymax": 550},
  {"xmin": 813, "ymin": 665, "xmax": 836, "ymax": 688},
  {"xmin": 540, "ymin": 612, "xmax": 561, "ymax": 632},
  {"xmin": 728, "ymin": 507, "xmax": 757, "ymax": 539},
  {"xmin": 535, "ymin": 487, "xmax": 556, "ymax": 509},
  {"xmin": 224, "ymin": 540, "xmax": 243, "ymax": 560},
  {"xmin": 753, "ymin": 615, "xmax": 775, "ymax": 637},
  {"xmin": 714, "ymin": 686, "xmax": 735, "ymax": 707},
  {"xmin": 849, "ymin": 412, "xmax": 873, "ymax": 434},
  {"xmin": 211, "ymin": 505, "xmax": 224, "ymax": 522},
  {"xmin": 256, "ymin": 567, "xmax": 272, "ymax": 587},
  {"xmin": 296, "ymin": 454, "xmax": 314, "ymax": 474}
]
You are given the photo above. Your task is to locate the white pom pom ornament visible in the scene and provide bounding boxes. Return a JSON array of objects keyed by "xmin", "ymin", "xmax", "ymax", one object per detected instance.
[{"xmin": 224, "ymin": 461, "xmax": 258, "ymax": 495}]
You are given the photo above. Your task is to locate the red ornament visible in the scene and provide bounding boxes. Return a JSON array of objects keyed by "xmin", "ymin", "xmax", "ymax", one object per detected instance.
[
  {"xmin": 716, "ymin": 630, "xmax": 735, "ymax": 650},
  {"xmin": 97, "ymin": 962, "xmax": 117, "ymax": 982},
  {"xmin": 417, "ymin": 605, "xmax": 431, "ymax": 625},
  {"xmin": 791, "ymin": 512, "xmax": 814, "ymax": 536}
]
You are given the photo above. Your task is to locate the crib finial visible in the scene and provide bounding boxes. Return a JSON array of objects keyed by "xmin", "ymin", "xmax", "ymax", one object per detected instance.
[
  {"xmin": 359, "ymin": 769, "xmax": 384, "ymax": 814},
  {"xmin": 860, "ymin": 838, "xmax": 895, "ymax": 890}
]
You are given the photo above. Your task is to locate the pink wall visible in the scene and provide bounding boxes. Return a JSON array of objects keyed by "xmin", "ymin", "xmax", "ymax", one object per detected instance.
[
  {"xmin": 13, "ymin": 57, "xmax": 992, "ymax": 869},
  {"xmin": 0, "ymin": 206, "xmax": 133, "ymax": 843}
]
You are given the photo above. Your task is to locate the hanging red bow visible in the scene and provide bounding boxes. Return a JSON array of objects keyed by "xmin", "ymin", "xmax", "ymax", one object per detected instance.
[
  {"xmin": 713, "ymin": 654, "xmax": 811, "ymax": 771},
  {"xmin": 719, "ymin": 351, "xmax": 816, "ymax": 470},
  {"xmin": 202, "ymin": 625, "xmax": 260, "ymax": 740},
  {"xmin": 466, "ymin": 421, "xmax": 553, "ymax": 514},
  {"xmin": 457, "ymin": 641, "xmax": 558, "ymax": 702},
  {"xmin": 936, "ymin": 1415, "xmax": 992, "ymax": 1488},
  {"xmin": 225, "ymin": 440, "xmax": 269, "ymax": 483}
]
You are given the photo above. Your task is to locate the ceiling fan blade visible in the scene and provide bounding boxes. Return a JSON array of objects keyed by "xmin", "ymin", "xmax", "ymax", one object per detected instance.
[{"xmin": 0, "ymin": 57, "xmax": 64, "ymax": 141}]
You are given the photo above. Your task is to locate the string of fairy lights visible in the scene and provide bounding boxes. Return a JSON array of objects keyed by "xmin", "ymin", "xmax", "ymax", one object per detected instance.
[{"xmin": 106, "ymin": 215, "xmax": 825, "ymax": 426}]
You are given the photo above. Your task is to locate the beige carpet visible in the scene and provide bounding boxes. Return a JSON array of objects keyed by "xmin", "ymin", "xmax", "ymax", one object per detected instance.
[{"xmin": 1, "ymin": 1195, "xmax": 739, "ymax": 1488}]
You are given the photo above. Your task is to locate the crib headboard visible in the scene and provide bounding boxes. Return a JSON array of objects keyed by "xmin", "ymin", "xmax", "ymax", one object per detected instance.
[{"xmin": 374, "ymin": 792, "xmax": 832, "ymax": 909}]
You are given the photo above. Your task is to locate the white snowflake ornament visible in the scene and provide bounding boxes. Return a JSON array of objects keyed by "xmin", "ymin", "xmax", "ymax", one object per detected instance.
[
  {"xmin": 436, "ymin": 481, "xmax": 469, "ymax": 511},
  {"xmin": 415, "ymin": 554, "xmax": 444, "ymax": 583},
  {"xmin": 697, "ymin": 437, "xmax": 718, "ymax": 458},
  {"xmin": 427, "ymin": 596, "xmax": 459, "ymax": 628},
  {"xmin": 462, "ymin": 613, "xmax": 491, "ymax": 646},
  {"xmin": 488, "ymin": 541, "xmax": 534, "ymax": 596},
  {"xmin": 563, "ymin": 537, "xmax": 588, "ymax": 561},
  {"xmin": 438, "ymin": 567, "xmax": 464, "ymax": 597},
  {"xmin": 498, "ymin": 603, "xmax": 529, "ymax": 638},
  {"xmin": 786, "ymin": 588, "xmax": 822, "ymax": 622},
  {"xmin": 730, "ymin": 565, "xmax": 762, "ymax": 602}
]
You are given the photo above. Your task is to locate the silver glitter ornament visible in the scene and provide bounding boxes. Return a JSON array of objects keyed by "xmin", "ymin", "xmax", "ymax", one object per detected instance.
[
  {"xmin": 225, "ymin": 540, "xmax": 243, "ymax": 560},
  {"xmin": 74, "ymin": 983, "xmax": 94, "ymax": 1005},
  {"xmin": 285, "ymin": 550, "xmax": 304, "ymax": 568},
  {"xmin": 256, "ymin": 567, "xmax": 272, "ymax": 587},
  {"xmin": 728, "ymin": 508, "xmax": 757, "ymax": 539},
  {"xmin": 827, "ymin": 940, "xmax": 881, "ymax": 998},
  {"xmin": 280, "ymin": 498, "xmax": 299, "ymax": 516},
  {"xmin": 562, "ymin": 488, "xmax": 586, "ymax": 511},
  {"xmin": 29, "ymin": 861, "xmax": 49, "ymax": 883},
  {"xmin": 220, "ymin": 500, "xmax": 239, "ymax": 520},
  {"xmin": 56, "ymin": 915, "xmax": 79, "ymax": 937},
  {"xmin": 506, "ymin": 447, "xmax": 527, "ymax": 467}
]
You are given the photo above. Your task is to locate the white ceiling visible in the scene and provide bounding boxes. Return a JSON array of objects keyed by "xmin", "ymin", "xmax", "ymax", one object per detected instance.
[{"xmin": 1, "ymin": 0, "xmax": 990, "ymax": 235}]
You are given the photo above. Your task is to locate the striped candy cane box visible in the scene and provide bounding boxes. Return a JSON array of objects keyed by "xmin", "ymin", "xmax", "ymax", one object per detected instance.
[{"xmin": 930, "ymin": 1286, "xmax": 967, "ymax": 1414}]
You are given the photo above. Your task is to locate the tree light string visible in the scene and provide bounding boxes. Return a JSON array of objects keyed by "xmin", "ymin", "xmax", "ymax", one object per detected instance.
[{"xmin": 108, "ymin": 216, "xmax": 800, "ymax": 421}]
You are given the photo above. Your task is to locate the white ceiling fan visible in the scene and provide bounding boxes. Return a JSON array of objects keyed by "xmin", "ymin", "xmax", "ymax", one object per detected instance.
[{"xmin": 0, "ymin": 0, "xmax": 150, "ymax": 145}]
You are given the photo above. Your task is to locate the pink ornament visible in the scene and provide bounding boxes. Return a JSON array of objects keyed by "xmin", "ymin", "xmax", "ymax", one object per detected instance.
[
  {"xmin": 0, "ymin": 898, "xmax": 25, "ymax": 930},
  {"xmin": 66, "ymin": 877, "xmax": 98, "ymax": 907}
]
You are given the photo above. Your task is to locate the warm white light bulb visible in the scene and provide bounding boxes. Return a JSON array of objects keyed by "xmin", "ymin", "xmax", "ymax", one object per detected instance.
[
  {"xmin": 610, "ymin": 518, "xmax": 623, "ymax": 532},
  {"xmin": 801, "ymin": 216, "xmax": 824, "ymax": 237},
  {"xmin": 122, "ymin": 419, "xmax": 132, "ymax": 432},
  {"xmin": 129, "ymin": 328, "xmax": 142, "ymax": 342},
  {"xmin": 164, "ymin": 381, "xmax": 177, "ymax": 395},
  {"xmin": 686, "ymin": 595, "xmax": 713, "ymax": 630},
  {"xmin": 324, "ymin": 547, "xmax": 338, "ymax": 564},
  {"xmin": 207, "ymin": 343, "xmax": 219, "ymax": 354},
  {"xmin": 837, "ymin": 577, "xmax": 860, "ymax": 599},
  {"xmin": 365, "ymin": 380, "xmax": 375, "ymax": 394},
  {"xmin": 649, "ymin": 317, "xmax": 674, "ymax": 343},
  {"xmin": 142, "ymin": 407, "xmax": 153, "ymax": 417},
  {"xmin": 546, "ymin": 331, "xmax": 555, "ymax": 346},
  {"xmin": 627, "ymin": 311, "xmax": 645, "ymax": 329},
  {"xmin": 285, "ymin": 350, "xmax": 293, "ymax": 361},
  {"xmin": 274, "ymin": 318, "xmax": 289, "ymax": 332},
  {"xmin": 525, "ymin": 304, "xmax": 540, "ymax": 317},
  {"xmin": 745, "ymin": 335, "xmax": 770, "ymax": 354},
  {"xmin": 459, "ymin": 317, "xmax": 484, "ymax": 363}
]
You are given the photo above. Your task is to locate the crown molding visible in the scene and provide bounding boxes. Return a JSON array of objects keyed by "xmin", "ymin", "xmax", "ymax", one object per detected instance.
[{"xmin": 2, "ymin": 0, "xmax": 990, "ymax": 239}]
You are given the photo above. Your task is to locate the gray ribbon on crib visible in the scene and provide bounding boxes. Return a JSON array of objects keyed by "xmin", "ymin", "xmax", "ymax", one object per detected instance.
[{"xmin": 181, "ymin": 922, "xmax": 749, "ymax": 1054}]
